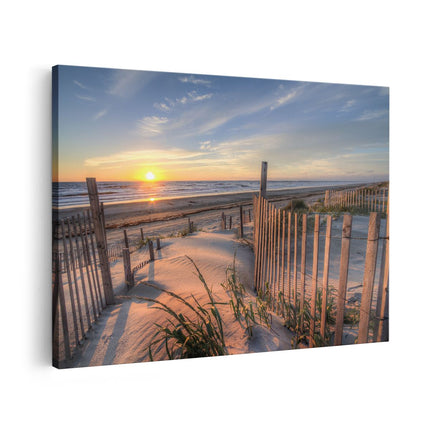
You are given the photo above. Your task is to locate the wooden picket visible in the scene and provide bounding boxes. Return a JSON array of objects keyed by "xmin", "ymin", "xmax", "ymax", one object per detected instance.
[{"xmin": 252, "ymin": 192, "xmax": 388, "ymax": 349}]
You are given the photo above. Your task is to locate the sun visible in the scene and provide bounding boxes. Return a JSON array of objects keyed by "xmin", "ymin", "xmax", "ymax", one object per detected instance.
[{"xmin": 145, "ymin": 171, "xmax": 155, "ymax": 181}]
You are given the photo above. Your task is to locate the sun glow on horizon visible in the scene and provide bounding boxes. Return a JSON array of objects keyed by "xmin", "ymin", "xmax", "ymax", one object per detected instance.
[{"xmin": 145, "ymin": 171, "xmax": 156, "ymax": 181}]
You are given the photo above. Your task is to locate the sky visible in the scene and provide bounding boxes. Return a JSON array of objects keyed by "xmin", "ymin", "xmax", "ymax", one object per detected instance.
[{"xmin": 54, "ymin": 65, "xmax": 389, "ymax": 182}]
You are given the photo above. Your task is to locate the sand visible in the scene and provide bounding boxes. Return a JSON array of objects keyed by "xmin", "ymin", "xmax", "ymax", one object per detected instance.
[
  {"xmin": 56, "ymin": 182, "xmax": 385, "ymax": 367},
  {"xmin": 68, "ymin": 229, "xmax": 293, "ymax": 367}
]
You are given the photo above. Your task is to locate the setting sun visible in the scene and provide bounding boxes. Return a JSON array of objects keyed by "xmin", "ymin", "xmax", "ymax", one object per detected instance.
[{"xmin": 145, "ymin": 171, "xmax": 155, "ymax": 181}]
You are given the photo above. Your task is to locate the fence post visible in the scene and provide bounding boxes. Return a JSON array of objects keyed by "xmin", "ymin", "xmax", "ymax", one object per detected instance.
[
  {"xmin": 221, "ymin": 212, "xmax": 226, "ymax": 230},
  {"xmin": 140, "ymin": 227, "xmax": 144, "ymax": 242},
  {"xmin": 122, "ymin": 248, "xmax": 133, "ymax": 289},
  {"xmin": 324, "ymin": 190, "xmax": 330, "ymax": 207},
  {"xmin": 148, "ymin": 240, "xmax": 155, "ymax": 261},
  {"xmin": 86, "ymin": 178, "xmax": 115, "ymax": 305},
  {"xmin": 358, "ymin": 212, "xmax": 381, "ymax": 343},
  {"xmin": 334, "ymin": 214, "xmax": 352, "ymax": 346},
  {"xmin": 156, "ymin": 237, "xmax": 161, "ymax": 250},
  {"xmin": 239, "ymin": 205, "xmax": 244, "ymax": 238},
  {"xmin": 260, "ymin": 161, "xmax": 268, "ymax": 198},
  {"xmin": 188, "ymin": 217, "xmax": 192, "ymax": 233},
  {"xmin": 229, "ymin": 216, "xmax": 232, "ymax": 230},
  {"xmin": 123, "ymin": 229, "xmax": 129, "ymax": 249},
  {"xmin": 320, "ymin": 215, "xmax": 332, "ymax": 339}
]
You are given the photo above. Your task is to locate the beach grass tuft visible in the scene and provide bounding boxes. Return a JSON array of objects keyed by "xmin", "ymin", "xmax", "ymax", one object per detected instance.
[{"xmin": 144, "ymin": 257, "xmax": 227, "ymax": 360}]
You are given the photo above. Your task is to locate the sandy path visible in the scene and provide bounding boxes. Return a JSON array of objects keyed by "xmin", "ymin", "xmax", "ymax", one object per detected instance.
[{"xmin": 68, "ymin": 231, "xmax": 293, "ymax": 368}]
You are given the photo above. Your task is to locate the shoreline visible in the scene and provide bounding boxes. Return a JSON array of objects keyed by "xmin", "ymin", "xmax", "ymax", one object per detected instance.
[{"xmin": 54, "ymin": 182, "xmax": 373, "ymax": 230}]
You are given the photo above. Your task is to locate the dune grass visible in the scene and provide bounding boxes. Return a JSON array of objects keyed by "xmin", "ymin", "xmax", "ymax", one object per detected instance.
[{"xmin": 144, "ymin": 257, "xmax": 227, "ymax": 360}]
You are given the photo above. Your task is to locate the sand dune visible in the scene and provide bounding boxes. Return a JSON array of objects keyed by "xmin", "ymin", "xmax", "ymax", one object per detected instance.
[{"xmin": 69, "ymin": 230, "xmax": 293, "ymax": 367}]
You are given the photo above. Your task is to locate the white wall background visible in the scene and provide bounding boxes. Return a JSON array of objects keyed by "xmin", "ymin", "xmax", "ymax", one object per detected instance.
[{"xmin": 1, "ymin": 1, "xmax": 429, "ymax": 428}]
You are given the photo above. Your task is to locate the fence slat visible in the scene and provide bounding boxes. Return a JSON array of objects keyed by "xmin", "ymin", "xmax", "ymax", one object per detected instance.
[
  {"xmin": 60, "ymin": 220, "xmax": 80, "ymax": 347},
  {"xmin": 66, "ymin": 219, "xmax": 85, "ymax": 339},
  {"xmin": 293, "ymin": 213, "xmax": 298, "ymax": 308},
  {"xmin": 320, "ymin": 215, "xmax": 332, "ymax": 339},
  {"xmin": 300, "ymin": 214, "xmax": 307, "ymax": 332},
  {"xmin": 377, "ymin": 203, "xmax": 389, "ymax": 341},
  {"xmin": 358, "ymin": 212, "xmax": 381, "ymax": 343},
  {"xmin": 71, "ymin": 216, "xmax": 92, "ymax": 331},
  {"xmin": 309, "ymin": 214, "xmax": 320, "ymax": 345},
  {"xmin": 55, "ymin": 253, "xmax": 72, "ymax": 361},
  {"xmin": 77, "ymin": 214, "xmax": 98, "ymax": 321},
  {"xmin": 287, "ymin": 211, "xmax": 291, "ymax": 321},
  {"xmin": 280, "ymin": 210, "xmax": 286, "ymax": 300},
  {"xmin": 334, "ymin": 214, "xmax": 352, "ymax": 346},
  {"xmin": 86, "ymin": 210, "xmax": 104, "ymax": 308}
]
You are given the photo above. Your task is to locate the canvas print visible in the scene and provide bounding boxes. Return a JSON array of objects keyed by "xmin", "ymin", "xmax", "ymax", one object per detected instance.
[{"xmin": 52, "ymin": 65, "xmax": 389, "ymax": 368}]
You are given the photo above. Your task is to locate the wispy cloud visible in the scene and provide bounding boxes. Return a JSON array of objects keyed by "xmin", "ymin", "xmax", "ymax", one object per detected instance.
[
  {"xmin": 339, "ymin": 99, "xmax": 356, "ymax": 112},
  {"xmin": 93, "ymin": 108, "xmax": 108, "ymax": 120},
  {"xmin": 107, "ymin": 70, "xmax": 154, "ymax": 98},
  {"xmin": 270, "ymin": 86, "xmax": 300, "ymax": 111},
  {"xmin": 73, "ymin": 80, "xmax": 89, "ymax": 90},
  {"xmin": 84, "ymin": 147, "xmax": 205, "ymax": 167},
  {"xmin": 153, "ymin": 102, "xmax": 171, "ymax": 112},
  {"xmin": 199, "ymin": 140, "xmax": 212, "ymax": 150},
  {"xmin": 137, "ymin": 116, "xmax": 169, "ymax": 136},
  {"xmin": 76, "ymin": 94, "xmax": 96, "ymax": 102},
  {"xmin": 154, "ymin": 91, "xmax": 213, "ymax": 112},
  {"xmin": 356, "ymin": 109, "xmax": 388, "ymax": 121},
  {"xmin": 178, "ymin": 76, "xmax": 211, "ymax": 86}
]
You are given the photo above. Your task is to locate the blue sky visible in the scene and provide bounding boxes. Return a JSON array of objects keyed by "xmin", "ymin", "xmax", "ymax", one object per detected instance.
[{"xmin": 55, "ymin": 65, "xmax": 389, "ymax": 182}]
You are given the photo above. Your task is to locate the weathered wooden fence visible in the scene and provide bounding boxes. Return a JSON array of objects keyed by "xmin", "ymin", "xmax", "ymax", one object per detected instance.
[
  {"xmin": 52, "ymin": 210, "xmax": 109, "ymax": 366},
  {"xmin": 253, "ymin": 193, "xmax": 389, "ymax": 347},
  {"xmin": 221, "ymin": 205, "xmax": 253, "ymax": 238},
  {"xmin": 324, "ymin": 186, "xmax": 388, "ymax": 213}
]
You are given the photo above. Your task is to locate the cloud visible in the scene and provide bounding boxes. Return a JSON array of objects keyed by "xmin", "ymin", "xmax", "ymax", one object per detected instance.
[
  {"xmin": 270, "ymin": 87, "xmax": 299, "ymax": 110},
  {"xmin": 188, "ymin": 91, "xmax": 212, "ymax": 102},
  {"xmin": 107, "ymin": 70, "xmax": 154, "ymax": 98},
  {"xmin": 339, "ymin": 99, "xmax": 356, "ymax": 112},
  {"xmin": 84, "ymin": 147, "xmax": 205, "ymax": 167},
  {"xmin": 199, "ymin": 140, "xmax": 212, "ymax": 150},
  {"xmin": 153, "ymin": 91, "xmax": 213, "ymax": 114},
  {"xmin": 137, "ymin": 116, "xmax": 169, "ymax": 136},
  {"xmin": 73, "ymin": 80, "xmax": 89, "ymax": 90},
  {"xmin": 178, "ymin": 76, "xmax": 211, "ymax": 86},
  {"xmin": 153, "ymin": 102, "xmax": 171, "ymax": 112},
  {"xmin": 356, "ymin": 109, "xmax": 388, "ymax": 121},
  {"xmin": 76, "ymin": 94, "xmax": 96, "ymax": 102},
  {"xmin": 93, "ymin": 108, "xmax": 108, "ymax": 120}
]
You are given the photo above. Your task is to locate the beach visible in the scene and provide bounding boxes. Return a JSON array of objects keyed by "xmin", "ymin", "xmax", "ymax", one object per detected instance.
[
  {"xmin": 53, "ymin": 181, "xmax": 387, "ymax": 367},
  {"xmin": 56, "ymin": 183, "xmax": 369, "ymax": 240}
]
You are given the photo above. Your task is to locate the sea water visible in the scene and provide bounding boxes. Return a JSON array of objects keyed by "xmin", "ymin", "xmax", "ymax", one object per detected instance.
[{"xmin": 53, "ymin": 180, "xmax": 359, "ymax": 209}]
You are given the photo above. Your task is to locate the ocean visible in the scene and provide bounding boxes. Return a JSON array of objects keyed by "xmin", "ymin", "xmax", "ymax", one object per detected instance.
[{"xmin": 53, "ymin": 180, "xmax": 359, "ymax": 209}]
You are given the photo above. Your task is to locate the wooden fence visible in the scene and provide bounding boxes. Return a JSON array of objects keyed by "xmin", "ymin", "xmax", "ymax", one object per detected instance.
[
  {"xmin": 252, "ymin": 193, "xmax": 389, "ymax": 347},
  {"xmin": 324, "ymin": 186, "xmax": 388, "ymax": 213},
  {"xmin": 221, "ymin": 205, "xmax": 253, "ymax": 237},
  {"xmin": 52, "ymin": 210, "xmax": 109, "ymax": 366}
]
